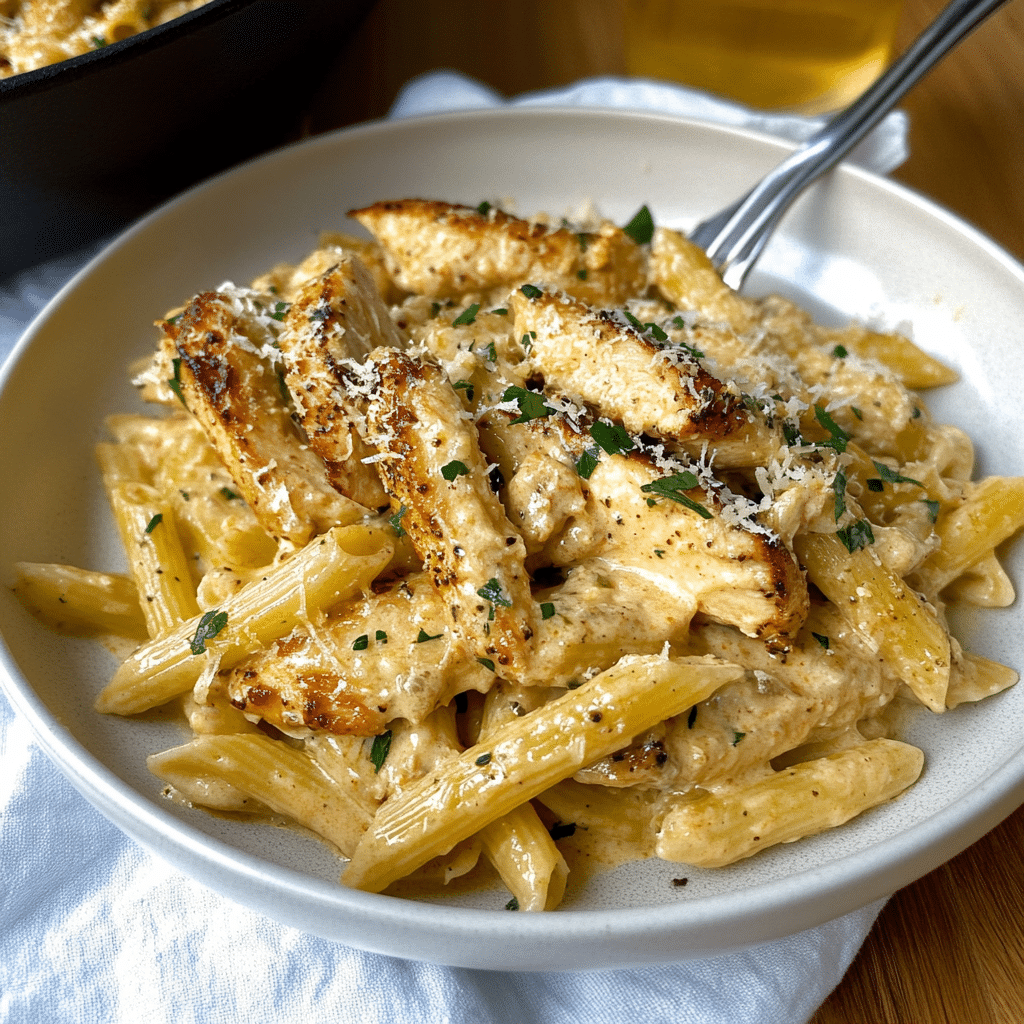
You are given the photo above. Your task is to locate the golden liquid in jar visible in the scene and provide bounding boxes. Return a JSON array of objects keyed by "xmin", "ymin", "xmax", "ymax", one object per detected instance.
[{"xmin": 623, "ymin": 0, "xmax": 904, "ymax": 114}]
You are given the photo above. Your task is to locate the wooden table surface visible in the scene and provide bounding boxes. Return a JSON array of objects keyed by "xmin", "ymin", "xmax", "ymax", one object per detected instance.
[{"xmin": 309, "ymin": 2, "xmax": 1024, "ymax": 1019}]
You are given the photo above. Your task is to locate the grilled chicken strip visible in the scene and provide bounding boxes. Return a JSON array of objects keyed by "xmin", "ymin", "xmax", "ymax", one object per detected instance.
[
  {"xmin": 277, "ymin": 257, "xmax": 404, "ymax": 510},
  {"xmin": 509, "ymin": 287, "xmax": 781, "ymax": 467},
  {"xmin": 172, "ymin": 289, "xmax": 368, "ymax": 548},
  {"xmin": 251, "ymin": 231, "xmax": 405, "ymax": 306},
  {"xmin": 474, "ymin": 386, "xmax": 810, "ymax": 650},
  {"xmin": 226, "ymin": 573, "xmax": 494, "ymax": 735},
  {"xmin": 477, "ymin": 409, "xmax": 589, "ymax": 558},
  {"xmin": 362, "ymin": 348, "xmax": 538, "ymax": 679},
  {"xmin": 349, "ymin": 199, "xmax": 647, "ymax": 305},
  {"xmin": 542, "ymin": 446, "xmax": 810, "ymax": 652}
]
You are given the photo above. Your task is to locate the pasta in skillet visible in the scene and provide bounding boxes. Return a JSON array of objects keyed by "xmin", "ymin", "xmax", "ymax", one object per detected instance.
[
  {"xmin": 15, "ymin": 198, "xmax": 1023, "ymax": 910},
  {"xmin": 0, "ymin": 0, "xmax": 212, "ymax": 78}
]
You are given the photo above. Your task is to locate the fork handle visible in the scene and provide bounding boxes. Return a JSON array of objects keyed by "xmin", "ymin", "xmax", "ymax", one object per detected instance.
[{"xmin": 695, "ymin": 0, "xmax": 1012, "ymax": 290}]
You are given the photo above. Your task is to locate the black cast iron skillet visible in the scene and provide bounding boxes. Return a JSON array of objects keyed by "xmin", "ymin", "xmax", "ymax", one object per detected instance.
[{"xmin": 1, "ymin": 0, "xmax": 374, "ymax": 279}]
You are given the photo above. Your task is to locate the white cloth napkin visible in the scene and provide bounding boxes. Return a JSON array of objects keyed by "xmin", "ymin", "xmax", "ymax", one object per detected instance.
[
  {"xmin": 389, "ymin": 70, "xmax": 909, "ymax": 174},
  {"xmin": 0, "ymin": 72, "xmax": 905, "ymax": 1024}
]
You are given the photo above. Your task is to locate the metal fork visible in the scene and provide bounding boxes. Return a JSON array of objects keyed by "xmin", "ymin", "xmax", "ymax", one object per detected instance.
[{"xmin": 689, "ymin": 0, "xmax": 1012, "ymax": 291}]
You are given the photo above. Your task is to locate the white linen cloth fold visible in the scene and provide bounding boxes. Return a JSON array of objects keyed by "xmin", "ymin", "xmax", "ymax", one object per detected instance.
[
  {"xmin": 0, "ymin": 72, "xmax": 904, "ymax": 1024},
  {"xmin": 388, "ymin": 70, "xmax": 909, "ymax": 174}
]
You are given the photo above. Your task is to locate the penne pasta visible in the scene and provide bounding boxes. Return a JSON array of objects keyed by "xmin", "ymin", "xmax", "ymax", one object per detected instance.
[
  {"xmin": 104, "ymin": 482, "xmax": 200, "ymax": 636},
  {"xmin": 342, "ymin": 655, "xmax": 743, "ymax": 893},
  {"xmin": 914, "ymin": 475, "xmax": 1024, "ymax": 595},
  {"xmin": 13, "ymin": 562, "xmax": 147, "ymax": 639},
  {"xmin": 148, "ymin": 732, "xmax": 372, "ymax": 857},
  {"xmin": 478, "ymin": 803, "xmax": 569, "ymax": 912},
  {"xmin": 95, "ymin": 523, "xmax": 393, "ymax": 715},
  {"xmin": 824, "ymin": 325, "xmax": 959, "ymax": 389},
  {"xmin": 795, "ymin": 532, "xmax": 951, "ymax": 712},
  {"xmin": 655, "ymin": 738, "xmax": 924, "ymax": 868}
]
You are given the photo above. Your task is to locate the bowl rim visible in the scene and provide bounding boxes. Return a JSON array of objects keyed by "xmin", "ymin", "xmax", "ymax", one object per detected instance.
[
  {"xmin": 2, "ymin": 105, "xmax": 1024, "ymax": 967},
  {"xmin": 0, "ymin": 0, "xmax": 252, "ymax": 99}
]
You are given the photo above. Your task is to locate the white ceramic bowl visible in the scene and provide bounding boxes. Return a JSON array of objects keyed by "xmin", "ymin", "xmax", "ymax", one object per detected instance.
[{"xmin": 1, "ymin": 108, "xmax": 1023, "ymax": 970}]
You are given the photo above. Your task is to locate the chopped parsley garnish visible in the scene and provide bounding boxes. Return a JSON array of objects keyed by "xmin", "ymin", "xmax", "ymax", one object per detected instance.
[
  {"xmin": 574, "ymin": 447, "xmax": 600, "ymax": 480},
  {"xmin": 654, "ymin": 548, "xmax": 665, "ymax": 558},
  {"xmin": 477, "ymin": 578, "xmax": 512, "ymax": 608},
  {"xmin": 871, "ymin": 461, "xmax": 924, "ymax": 488},
  {"xmin": 520, "ymin": 284, "xmax": 543, "ymax": 299},
  {"xmin": 836, "ymin": 519, "xmax": 875, "ymax": 553},
  {"xmin": 505, "ymin": 897, "xmax": 520, "ymax": 911},
  {"xmin": 739, "ymin": 393, "xmax": 763, "ymax": 415},
  {"xmin": 430, "ymin": 301, "xmax": 442, "ymax": 319},
  {"xmin": 922, "ymin": 499, "xmax": 941, "ymax": 523},
  {"xmin": 484, "ymin": 340, "xmax": 498, "ymax": 363},
  {"xmin": 812, "ymin": 632, "xmax": 831, "ymax": 650},
  {"xmin": 622, "ymin": 310, "xmax": 668, "ymax": 343},
  {"xmin": 851, "ymin": 406, "xmax": 863, "ymax": 420},
  {"xmin": 352, "ymin": 634, "xmax": 369, "ymax": 651},
  {"xmin": 91, "ymin": 36, "xmax": 107, "ymax": 48},
  {"xmin": 589, "ymin": 420, "xmax": 635, "ymax": 456},
  {"xmin": 832, "ymin": 469, "xmax": 847, "ymax": 522},
  {"xmin": 490, "ymin": 307, "xmax": 508, "ymax": 315},
  {"xmin": 144, "ymin": 513, "xmax": 163, "ymax": 534},
  {"xmin": 269, "ymin": 301, "xmax": 290, "ymax": 321},
  {"xmin": 220, "ymin": 487, "xmax": 238, "ymax": 501},
  {"xmin": 623, "ymin": 204, "xmax": 654, "ymax": 245},
  {"xmin": 549, "ymin": 821, "xmax": 577, "ymax": 841},
  {"xmin": 676, "ymin": 339, "xmax": 705, "ymax": 360},
  {"xmin": 540, "ymin": 601, "xmax": 555, "ymax": 620},
  {"xmin": 867, "ymin": 478, "xmax": 885, "ymax": 492},
  {"xmin": 576, "ymin": 268, "xmax": 588, "ymax": 280},
  {"xmin": 370, "ymin": 730, "xmax": 392, "ymax": 773},
  {"xmin": 276, "ymin": 368, "xmax": 290, "ymax": 403},
  {"xmin": 164, "ymin": 314, "xmax": 182, "ymax": 327},
  {"xmin": 782, "ymin": 420, "xmax": 802, "ymax": 447},
  {"xmin": 476, "ymin": 200, "xmax": 492, "ymax": 216},
  {"xmin": 375, "ymin": 629, "xmax": 388, "ymax": 644},
  {"xmin": 813, "ymin": 405, "xmax": 851, "ymax": 453},
  {"xmin": 388, "ymin": 504, "xmax": 408, "ymax": 536},
  {"xmin": 503, "ymin": 385, "xmax": 554, "ymax": 424},
  {"xmin": 639, "ymin": 472, "xmax": 713, "ymax": 519},
  {"xmin": 477, "ymin": 657, "xmax": 496, "ymax": 672},
  {"xmin": 452, "ymin": 303, "xmax": 479, "ymax": 327},
  {"xmin": 416, "ymin": 629, "xmax": 443, "ymax": 643},
  {"xmin": 731, "ymin": 731, "xmax": 746, "ymax": 746},
  {"xmin": 308, "ymin": 306, "xmax": 330, "ymax": 322},
  {"xmin": 453, "ymin": 379, "xmax": 475, "ymax": 403},
  {"xmin": 520, "ymin": 330, "xmax": 537, "ymax": 351},
  {"xmin": 668, "ymin": 317, "xmax": 706, "ymax": 357},
  {"xmin": 167, "ymin": 358, "xmax": 186, "ymax": 406},
  {"xmin": 577, "ymin": 232, "xmax": 590, "ymax": 251},
  {"xmin": 189, "ymin": 610, "xmax": 228, "ymax": 656},
  {"xmin": 832, "ymin": 344, "xmax": 848, "ymax": 358},
  {"xmin": 441, "ymin": 460, "xmax": 469, "ymax": 481},
  {"xmin": 475, "ymin": 752, "xmax": 492, "ymax": 766}
]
